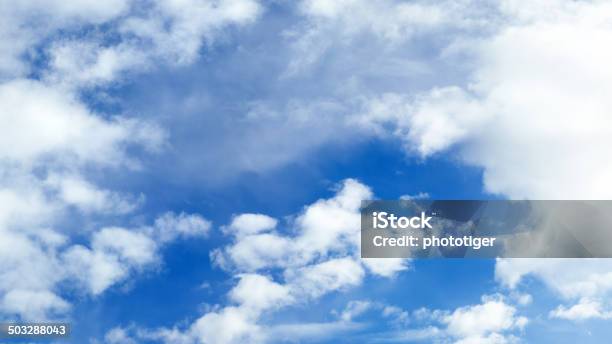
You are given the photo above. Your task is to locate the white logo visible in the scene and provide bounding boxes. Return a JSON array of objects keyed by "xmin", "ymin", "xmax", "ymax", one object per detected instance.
[{"xmin": 372, "ymin": 211, "xmax": 433, "ymax": 229}]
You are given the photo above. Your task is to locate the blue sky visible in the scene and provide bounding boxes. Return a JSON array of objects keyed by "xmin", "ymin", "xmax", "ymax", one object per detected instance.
[{"xmin": 2, "ymin": 0, "xmax": 612, "ymax": 343}]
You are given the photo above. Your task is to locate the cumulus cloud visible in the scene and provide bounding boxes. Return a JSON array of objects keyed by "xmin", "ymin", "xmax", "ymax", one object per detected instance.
[
  {"xmin": 365, "ymin": 295, "xmax": 527, "ymax": 344},
  {"xmin": 222, "ymin": 214, "xmax": 278, "ymax": 237},
  {"xmin": 0, "ymin": 0, "xmax": 258, "ymax": 324},
  {"xmin": 153, "ymin": 212, "xmax": 212, "ymax": 243},
  {"xmin": 0, "ymin": 210, "xmax": 209, "ymax": 320},
  {"xmin": 115, "ymin": 179, "xmax": 408, "ymax": 343},
  {"xmin": 496, "ymin": 258, "xmax": 612, "ymax": 322},
  {"xmin": 550, "ymin": 298, "xmax": 612, "ymax": 321},
  {"xmin": 212, "ymin": 179, "xmax": 408, "ymax": 278},
  {"xmin": 45, "ymin": 174, "xmax": 144, "ymax": 214},
  {"xmin": 0, "ymin": 79, "xmax": 162, "ymax": 166},
  {"xmin": 302, "ymin": 0, "xmax": 612, "ymax": 325},
  {"xmin": 443, "ymin": 296, "xmax": 527, "ymax": 343},
  {"xmin": 357, "ymin": 0, "xmax": 612, "ymax": 199},
  {"xmin": 339, "ymin": 300, "xmax": 372, "ymax": 322},
  {"xmin": 0, "ymin": 75, "xmax": 168, "ymax": 321},
  {"xmin": 4, "ymin": 0, "xmax": 611, "ymax": 339},
  {"xmin": 1, "ymin": 0, "xmax": 262, "ymax": 85},
  {"xmin": 105, "ymin": 327, "xmax": 139, "ymax": 344},
  {"xmin": 0, "ymin": 0, "xmax": 130, "ymax": 77}
]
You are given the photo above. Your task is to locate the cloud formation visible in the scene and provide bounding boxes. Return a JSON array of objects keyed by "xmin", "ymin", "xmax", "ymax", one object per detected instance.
[
  {"xmin": 112, "ymin": 179, "xmax": 408, "ymax": 343},
  {"xmin": 0, "ymin": 212, "xmax": 210, "ymax": 321},
  {"xmin": 0, "ymin": 0, "xmax": 256, "ymax": 323}
]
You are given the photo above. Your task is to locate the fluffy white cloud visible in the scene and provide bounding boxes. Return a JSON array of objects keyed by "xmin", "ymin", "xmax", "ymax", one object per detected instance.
[
  {"xmin": 153, "ymin": 212, "xmax": 212, "ymax": 243},
  {"xmin": 43, "ymin": 0, "xmax": 262, "ymax": 88},
  {"xmin": 361, "ymin": 258, "xmax": 410, "ymax": 278},
  {"xmin": 0, "ymin": 0, "xmax": 130, "ymax": 77},
  {"xmin": 496, "ymin": 259, "xmax": 612, "ymax": 299},
  {"xmin": 339, "ymin": 300, "xmax": 372, "ymax": 322},
  {"xmin": 0, "ymin": 74, "xmax": 169, "ymax": 321},
  {"xmin": 213, "ymin": 179, "xmax": 408, "ymax": 277},
  {"xmin": 184, "ymin": 274, "xmax": 292, "ymax": 344},
  {"xmin": 444, "ymin": 297, "xmax": 527, "ymax": 342},
  {"xmin": 308, "ymin": 0, "xmax": 612, "ymax": 326},
  {"xmin": 0, "ymin": 0, "xmax": 248, "ymax": 323},
  {"xmin": 0, "ymin": 211, "xmax": 209, "ymax": 320},
  {"xmin": 404, "ymin": 296, "xmax": 527, "ymax": 344},
  {"xmin": 470, "ymin": 1, "xmax": 612, "ymax": 320},
  {"xmin": 67, "ymin": 213, "xmax": 210, "ymax": 296},
  {"xmin": 105, "ymin": 327, "xmax": 138, "ymax": 344},
  {"xmin": 45, "ymin": 174, "xmax": 143, "ymax": 214},
  {"xmin": 496, "ymin": 258, "xmax": 612, "ymax": 322},
  {"xmin": 286, "ymin": 257, "xmax": 365, "ymax": 300},
  {"xmin": 550, "ymin": 298, "xmax": 612, "ymax": 321},
  {"xmin": 122, "ymin": 179, "xmax": 408, "ymax": 343},
  {"xmin": 222, "ymin": 214, "xmax": 278, "ymax": 237},
  {"xmin": 358, "ymin": 0, "xmax": 612, "ymax": 199},
  {"xmin": 359, "ymin": 295, "xmax": 527, "ymax": 344},
  {"xmin": 229, "ymin": 274, "xmax": 293, "ymax": 312},
  {"xmin": 1, "ymin": 0, "xmax": 262, "ymax": 84},
  {"xmin": 0, "ymin": 79, "xmax": 162, "ymax": 166},
  {"xmin": 0, "ymin": 290, "xmax": 70, "ymax": 322},
  {"xmin": 189, "ymin": 306, "xmax": 263, "ymax": 344}
]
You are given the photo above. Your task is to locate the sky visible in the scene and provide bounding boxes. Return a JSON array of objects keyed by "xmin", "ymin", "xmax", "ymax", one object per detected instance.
[{"xmin": 2, "ymin": 0, "xmax": 612, "ymax": 343}]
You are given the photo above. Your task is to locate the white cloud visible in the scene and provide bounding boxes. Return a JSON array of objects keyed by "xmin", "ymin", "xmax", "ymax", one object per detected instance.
[
  {"xmin": 299, "ymin": 0, "xmax": 450, "ymax": 38},
  {"xmin": 179, "ymin": 274, "xmax": 292, "ymax": 344},
  {"xmin": 444, "ymin": 297, "xmax": 527, "ymax": 341},
  {"xmin": 43, "ymin": 0, "xmax": 262, "ymax": 88},
  {"xmin": 0, "ymin": 79, "xmax": 161, "ymax": 167},
  {"xmin": 214, "ymin": 233, "xmax": 292, "ymax": 272},
  {"xmin": 358, "ymin": 0, "xmax": 612, "ymax": 199},
  {"xmin": 213, "ymin": 178, "xmax": 408, "ymax": 277},
  {"xmin": 368, "ymin": 296, "xmax": 526, "ymax": 344},
  {"xmin": 7, "ymin": 0, "xmax": 612, "ymax": 338},
  {"xmin": 286, "ymin": 257, "xmax": 365, "ymax": 300},
  {"xmin": 123, "ymin": 179, "xmax": 409, "ymax": 343},
  {"xmin": 223, "ymin": 213, "xmax": 278, "ymax": 237},
  {"xmin": 0, "ymin": 0, "xmax": 261, "ymax": 327},
  {"xmin": 46, "ymin": 40, "xmax": 148, "ymax": 88},
  {"xmin": 105, "ymin": 327, "xmax": 138, "ymax": 344},
  {"xmin": 45, "ymin": 174, "xmax": 142, "ymax": 214},
  {"xmin": 496, "ymin": 259, "xmax": 612, "ymax": 300},
  {"xmin": 122, "ymin": 0, "xmax": 261, "ymax": 64},
  {"xmin": 153, "ymin": 212, "xmax": 212, "ymax": 243},
  {"xmin": 496, "ymin": 258, "xmax": 612, "ymax": 324},
  {"xmin": 63, "ymin": 213, "xmax": 209, "ymax": 296},
  {"xmin": 308, "ymin": 0, "xmax": 612, "ymax": 327},
  {"xmin": 550, "ymin": 298, "xmax": 612, "ymax": 321},
  {"xmin": 1, "ymin": 0, "xmax": 262, "ymax": 85},
  {"xmin": 283, "ymin": 0, "xmax": 609, "ymax": 202},
  {"xmin": 229, "ymin": 274, "xmax": 293, "ymax": 312},
  {"xmin": 361, "ymin": 258, "xmax": 410, "ymax": 278},
  {"xmin": 0, "ymin": 290, "xmax": 70, "ymax": 322},
  {"xmin": 399, "ymin": 192, "xmax": 430, "ymax": 201},
  {"xmin": 0, "ymin": 0, "xmax": 130, "ymax": 77},
  {"xmin": 339, "ymin": 300, "xmax": 372, "ymax": 322},
  {"xmin": 63, "ymin": 245, "xmax": 130, "ymax": 296},
  {"xmin": 0, "ymin": 211, "xmax": 209, "ymax": 320},
  {"xmin": 189, "ymin": 306, "xmax": 263, "ymax": 344},
  {"xmin": 93, "ymin": 228, "xmax": 158, "ymax": 267},
  {"xmin": 0, "ymin": 74, "xmax": 169, "ymax": 321}
]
